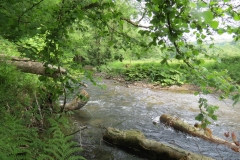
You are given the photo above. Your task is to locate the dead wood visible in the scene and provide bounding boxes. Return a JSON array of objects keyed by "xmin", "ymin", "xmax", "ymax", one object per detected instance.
[
  {"xmin": 64, "ymin": 89, "xmax": 90, "ymax": 111},
  {"xmin": 103, "ymin": 127, "xmax": 213, "ymax": 160},
  {"xmin": 160, "ymin": 114, "xmax": 240, "ymax": 152},
  {"xmin": 0, "ymin": 54, "xmax": 66, "ymax": 78}
]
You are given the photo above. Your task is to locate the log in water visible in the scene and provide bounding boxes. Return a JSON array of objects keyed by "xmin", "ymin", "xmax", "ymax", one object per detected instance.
[
  {"xmin": 103, "ymin": 127, "xmax": 213, "ymax": 160},
  {"xmin": 160, "ymin": 114, "xmax": 240, "ymax": 152}
]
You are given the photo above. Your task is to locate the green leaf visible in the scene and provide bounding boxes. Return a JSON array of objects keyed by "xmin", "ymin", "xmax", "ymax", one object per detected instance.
[
  {"xmin": 217, "ymin": 28, "xmax": 225, "ymax": 35},
  {"xmin": 209, "ymin": 21, "xmax": 219, "ymax": 29},
  {"xmin": 211, "ymin": 115, "xmax": 218, "ymax": 120},
  {"xmin": 192, "ymin": 49, "xmax": 199, "ymax": 55},
  {"xmin": 209, "ymin": 43, "xmax": 214, "ymax": 48},
  {"xmin": 201, "ymin": 34, "xmax": 206, "ymax": 39},
  {"xmin": 108, "ymin": 41, "xmax": 114, "ymax": 46},
  {"xmin": 195, "ymin": 113, "xmax": 204, "ymax": 121},
  {"xmin": 233, "ymin": 94, "xmax": 240, "ymax": 105},
  {"xmin": 158, "ymin": 40, "xmax": 164, "ymax": 45},
  {"xmin": 233, "ymin": 14, "xmax": 240, "ymax": 21},
  {"xmin": 197, "ymin": 39, "xmax": 202, "ymax": 44},
  {"xmin": 161, "ymin": 59, "xmax": 167, "ymax": 64},
  {"xmin": 198, "ymin": 1, "xmax": 208, "ymax": 8},
  {"xmin": 194, "ymin": 92, "xmax": 199, "ymax": 96},
  {"xmin": 190, "ymin": 2, "xmax": 196, "ymax": 8},
  {"xmin": 210, "ymin": 2, "xmax": 217, "ymax": 5},
  {"xmin": 202, "ymin": 11, "xmax": 214, "ymax": 22},
  {"xmin": 195, "ymin": 60, "xmax": 201, "ymax": 65},
  {"xmin": 196, "ymin": 59, "xmax": 205, "ymax": 65},
  {"xmin": 229, "ymin": 86, "xmax": 236, "ymax": 92}
]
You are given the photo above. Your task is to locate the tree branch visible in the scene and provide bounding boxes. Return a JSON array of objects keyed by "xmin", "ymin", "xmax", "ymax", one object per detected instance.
[
  {"xmin": 82, "ymin": 2, "xmax": 100, "ymax": 10},
  {"xmin": 120, "ymin": 17, "xmax": 150, "ymax": 29},
  {"xmin": 18, "ymin": 0, "xmax": 45, "ymax": 25},
  {"xmin": 136, "ymin": 10, "xmax": 148, "ymax": 24}
]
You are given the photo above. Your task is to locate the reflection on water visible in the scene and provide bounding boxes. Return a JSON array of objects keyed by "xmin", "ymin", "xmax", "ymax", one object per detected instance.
[{"xmin": 71, "ymin": 79, "xmax": 240, "ymax": 160}]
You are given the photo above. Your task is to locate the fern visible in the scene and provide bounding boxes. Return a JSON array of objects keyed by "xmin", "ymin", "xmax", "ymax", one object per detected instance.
[
  {"xmin": 0, "ymin": 112, "xmax": 38, "ymax": 160},
  {"xmin": 41, "ymin": 118, "xmax": 85, "ymax": 160},
  {"xmin": 0, "ymin": 113, "xmax": 85, "ymax": 159},
  {"xmin": 0, "ymin": 63, "xmax": 85, "ymax": 159}
]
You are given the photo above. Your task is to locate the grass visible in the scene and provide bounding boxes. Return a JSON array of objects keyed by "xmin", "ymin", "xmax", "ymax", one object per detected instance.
[
  {"xmin": 100, "ymin": 59, "xmax": 181, "ymax": 71},
  {"xmin": 100, "ymin": 55, "xmax": 240, "ymax": 85},
  {"xmin": 100, "ymin": 40, "xmax": 240, "ymax": 85}
]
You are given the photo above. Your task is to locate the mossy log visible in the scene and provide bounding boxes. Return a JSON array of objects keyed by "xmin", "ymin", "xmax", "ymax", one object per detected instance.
[
  {"xmin": 0, "ymin": 54, "xmax": 66, "ymax": 78},
  {"xmin": 103, "ymin": 127, "xmax": 213, "ymax": 160},
  {"xmin": 160, "ymin": 114, "xmax": 240, "ymax": 152},
  {"xmin": 64, "ymin": 89, "xmax": 90, "ymax": 111}
]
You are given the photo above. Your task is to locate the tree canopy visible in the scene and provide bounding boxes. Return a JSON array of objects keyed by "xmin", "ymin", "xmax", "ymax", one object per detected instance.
[{"xmin": 1, "ymin": 0, "xmax": 240, "ymax": 133}]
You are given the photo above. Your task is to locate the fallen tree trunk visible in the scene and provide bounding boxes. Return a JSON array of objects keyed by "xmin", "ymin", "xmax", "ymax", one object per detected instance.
[
  {"xmin": 103, "ymin": 127, "xmax": 213, "ymax": 160},
  {"xmin": 0, "ymin": 54, "xmax": 66, "ymax": 78},
  {"xmin": 160, "ymin": 114, "xmax": 240, "ymax": 152},
  {"xmin": 64, "ymin": 89, "xmax": 90, "ymax": 111}
]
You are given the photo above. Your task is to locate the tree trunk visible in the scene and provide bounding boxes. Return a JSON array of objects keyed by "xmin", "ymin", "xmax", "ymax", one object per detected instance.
[
  {"xmin": 0, "ymin": 54, "xmax": 66, "ymax": 78},
  {"xmin": 103, "ymin": 127, "xmax": 213, "ymax": 160},
  {"xmin": 160, "ymin": 114, "xmax": 240, "ymax": 152},
  {"xmin": 64, "ymin": 89, "xmax": 90, "ymax": 111}
]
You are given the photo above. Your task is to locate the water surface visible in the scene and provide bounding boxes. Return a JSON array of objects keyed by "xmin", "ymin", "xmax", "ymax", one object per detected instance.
[{"xmin": 71, "ymin": 79, "xmax": 240, "ymax": 160}]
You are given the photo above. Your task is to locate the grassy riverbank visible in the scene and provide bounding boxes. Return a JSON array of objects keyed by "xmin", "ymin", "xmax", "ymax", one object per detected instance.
[
  {"xmin": 99, "ymin": 41, "xmax": 240, "ymax": 86},
  {"xmin": 99, "ymin": 56, "xmax": 240, "ymax": 86}
]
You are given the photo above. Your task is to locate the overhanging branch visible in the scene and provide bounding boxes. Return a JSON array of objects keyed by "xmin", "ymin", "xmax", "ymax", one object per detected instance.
[
  {"xmin": 137, "ymin": 10, "xmax": 148, "ymax": 24},
  {"xmin": 120, "ymin": 17, "xmax": 150, "ymax": 29}
]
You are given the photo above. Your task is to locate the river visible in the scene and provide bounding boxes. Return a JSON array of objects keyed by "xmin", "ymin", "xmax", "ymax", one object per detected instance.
[{"xmin": 70, "ymin": 79, "xmax": 240, "ymax": 160}]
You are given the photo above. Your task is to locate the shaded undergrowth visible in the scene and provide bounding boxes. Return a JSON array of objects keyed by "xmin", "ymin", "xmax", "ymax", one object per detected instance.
[{"xmin": 0, "ymin": 62, "xmax": 85, "ymax": 160}]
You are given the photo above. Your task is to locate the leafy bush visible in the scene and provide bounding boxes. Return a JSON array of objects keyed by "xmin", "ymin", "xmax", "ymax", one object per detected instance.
[
  {"xmin": 205, "ymin": 56, "xmax": 240, "ymax": 84},
  {"xmin": 124, "ymin": 64, "xmax": 185, "ymax": 86}
]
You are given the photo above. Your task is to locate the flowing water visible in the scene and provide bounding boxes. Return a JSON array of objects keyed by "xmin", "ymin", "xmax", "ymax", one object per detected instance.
[{"xmin": 70, "ymin": 79, "xmax": 240, "ymax": 160}]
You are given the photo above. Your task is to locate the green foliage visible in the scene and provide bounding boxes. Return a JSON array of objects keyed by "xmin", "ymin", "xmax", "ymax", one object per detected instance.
[
  {"xmin": 0, "ymin": 111, "xmax": 85, "ymax": 160},
  {"xmin": 40, "ymin": 118, "xmax": 85, "ymax": 160},
  {"xmin": 66, "ymin": 0, "xmax": 159, "ymax": 67},
  {"xmin": 0, "ymin": 111, "xmax": 39, "ymax": 160},
  {"xmin": 221, "ymin": 57, "xmax": 240, "ymax": 84},
  {"xmin": 206, "ymin": 56, "xmax": 240, "ymax": 84},
  {"xmin": 0, "ymin": 62, "xmax": 84, "ymax": 159},
  {"xmin": 0, "ymin": 37, "xmax": 20, "ymax": 56},
  {"xmin": 195, "ymin": 98, "xmax": 219, "ymax": 128},
  {"xmin": 0, "ymin": 62, "xmax": 38, "ymax": 117},
  {"xmin": 140, "ymin": 0, "xmax": 240, "ymax": 126},
  {"xmin": 0, "ymin": 0, "xmax": 239, "ymax": 138},
  {"xmin": 123, "ymin": 63, "xmax": 185, "ymax": 86}
]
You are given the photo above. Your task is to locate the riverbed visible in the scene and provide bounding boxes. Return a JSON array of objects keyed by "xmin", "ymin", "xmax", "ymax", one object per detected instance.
[{"xmin": 70, "ymin": 79, "xmax": 240, "ymax": 160}]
